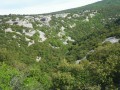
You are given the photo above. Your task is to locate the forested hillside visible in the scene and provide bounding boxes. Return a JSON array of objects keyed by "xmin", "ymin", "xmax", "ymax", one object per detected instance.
[{"xmin": 0, "ymin": 0, "xmax": 120, "ymax": 89}]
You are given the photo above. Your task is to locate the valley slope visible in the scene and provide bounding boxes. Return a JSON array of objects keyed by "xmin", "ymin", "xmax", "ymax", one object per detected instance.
[{"xmin": 0, "ymin": 0, "xmax": 120, "ymax": 89}]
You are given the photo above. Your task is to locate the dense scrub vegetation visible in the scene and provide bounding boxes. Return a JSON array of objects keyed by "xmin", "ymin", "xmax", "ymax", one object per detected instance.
[{"xmin": 0, "ymin": 0, "xmax": 120, "ymax": 89}]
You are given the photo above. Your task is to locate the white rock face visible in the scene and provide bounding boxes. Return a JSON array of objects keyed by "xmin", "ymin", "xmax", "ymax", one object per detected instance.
[
  {"xmin": 58, "ymin": 30, "xmax": 65, "ymax": 37},
  {"xmin": 25, "ymin": 37, "xmax": 31, "ymax": 41},
  {"xmin": 5, "ymin": 27, "xmax": 22, "ymax": 35},
  {"xmin": 89, "ymin": 13, "xmax": 95, "ymax": 18},
  {"xmin": 73, "ymin": 14, "xmax": 80, "ymax": 17},
  {"xmin": 55, "ymin": 13, "xmax": 69, "ymax": 18},
  {"xmin": 24, "ymin": 16, "xmax": 30, "ymax": 18},
  {"xmin": 103, "ymin": 37, "xmax": 119, "ymax": 44},
  {"xmin": 38, "ymin": 24, "xmax": 43, "ymax": 27},
  {"xmin": 76, "ymin": 50, "xmax": 94, "ymax": 64},
  {"xmin": 66, "ymin": 36, "xmax": 75, "ymax": 42},
  {"xmin": 67, "ymin": 17, "xmax": 72, "ymax": 19},
  {"xmin": 28, "ymin": 40, "xmax": 35, "ymax": 46},
  {"xmin": 23, "ymin": 29, "xmax": 26, "ymax": 33},
  {"xmin": 36, "ymin": 56, "xmax": 41, "ymax": 62},
  {"xmin": 25, "ymin": 30, "xmax": 36, "ymax": 37},
  {"xmin": 18, "ymin": 20, "xmax": 33, "ymax": 28},
  {"xmin": 61, "ymin": 20, "xmax": 64, "ymax": 23},
  {"xmin": 23, "ymin": 23, "xmax": 33, "ymax": 28},
  {"xmin": 84, "ymin": 16, "xmax": 89, "ymax": 22},
  {"xmin": 18, "ymin": 43, "xmax": 21, "ymax": 47},
  {"xmin": 38, "ymin": 31, "xmax": 47, "ymax": 42},
  {"xmin": 25, "ymin": 16, "xmax": 35, "ymax": 22},
  {"xmin": 24, "ymin": 30, "xmax": 46, "ymax": 42},
  {"xmin": 69, "ymin": 23, "xmax": 76, "ymax": 28},
  {"xmin": 5, "ymin": 28, "xmax": 14, "ymax": 33},
  {"xmin": 84, "ymin": 10, "xmax": 90, "ymax": 13},
  {"xmin": 58, "ymin": 26, "xmax": 66, "ymax": 37},
  {"xmin": 63, "ymin": 36, "xmax": 75, "ymax": 45},
  {"xmin": 6, "ymin": 19, "xmax": 33, "ymax": 28},
  {"xmin": 49, "ymin": 44, "xmax": 59, "ymax": 49},
  {"xmin": 6, "ymin": 20, "xmax": 14, "ymax": 25},
  {"xmin": 16, "ymin": 32, "xmax": 22, "ymax": 35},
  {"xmin": 76, "ymin": 60, "xmax": 81, "ymax": 64},
  {"xmin": 58, "ymin": 26, "xmax": 74, "ymax": 45},
  {"xmin": 40, "ymin": 15, "xmax": 52, "ymax": 26},
  {"xmin": 61, "ymin": 26, "xmax": 65, "ymax": 31},
  {"xmin": 63, "ymin": 41, "xmax": 68, "ymax": 45},
  {"xmin": 34, "ymin": 17, "xmax": 41, "ymax": 21},
  {"xmin": 46, "ymin": 15, "xmax": 52, "ymax": 22},
  {"xmin": 76, "ymin": 57, "xmax": 86, "ymax": 64},
  {"xmin": 13, "ymin": 35, "xmax": 16, "ymax": 39}
]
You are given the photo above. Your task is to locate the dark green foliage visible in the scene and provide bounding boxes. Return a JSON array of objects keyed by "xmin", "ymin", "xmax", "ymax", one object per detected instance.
[{"xmin": 0, "ymin": 0, "xmax": 120, "ymax": 89}]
